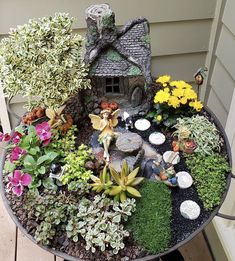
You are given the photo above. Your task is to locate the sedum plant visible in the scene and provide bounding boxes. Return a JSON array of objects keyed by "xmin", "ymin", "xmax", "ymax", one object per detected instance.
[
  {"xmin": 66, "ymin": 194, "xmax": 136, "ymax": 254},
  {"xmin": 60, "ymin": 144, "xmax": 93, "ymax": 185},
  {"xmin": 109, "ymin": 160, "xmax": 144, "ymax": 202},
  {"xmin": 0, "ymin": 13, "xmax": 91, "ymax": 110},
  {"xmin": 173, "ymin": 114, "xmax": 223, "ymax": 155}
]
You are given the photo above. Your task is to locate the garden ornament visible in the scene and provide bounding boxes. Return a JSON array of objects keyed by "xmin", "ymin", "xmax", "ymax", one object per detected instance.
[
  {"xmin": 122, "ymin": 112, "xmax": 134, "ymax": 130},
  {"xmin": 89, "ymin": 109, "xmax": 120, "ymax": 162}
]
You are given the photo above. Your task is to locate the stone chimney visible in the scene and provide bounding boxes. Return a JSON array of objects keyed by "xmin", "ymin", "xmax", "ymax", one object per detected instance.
[{"xmin": 85, "ymin": 4, "xmax": 117, "ymax": 63}]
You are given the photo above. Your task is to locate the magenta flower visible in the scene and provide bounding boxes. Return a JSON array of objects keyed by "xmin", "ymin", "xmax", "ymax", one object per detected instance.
[
  {"xmin": 13, "ymin": 131, "xmax": 23, "ymax": 144},
  {"xmin": 10, "ymin": 146, "xmax": 27, "ymax": 162},
  {"xmin": 35, "ymin": 122, "xmax": 51, "ymax": 146},
  {"xmin": 0, "ymin": 132, "xmax": 11, "ymax": 142},
  {"xmin": 7, "ymin": 170, "xmax": 32, "ymax": 196}
]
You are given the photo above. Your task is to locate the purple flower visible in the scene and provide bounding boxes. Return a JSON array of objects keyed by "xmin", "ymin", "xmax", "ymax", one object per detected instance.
[
  {"xmin": 7, "ymin": 170, "xmax": 32, "ymax": 196},
  {"xmin": 0, "ymin": 132, "xmax": 11, "ymax": 142},
  {"xmin": 35, "ymin": 122, "xmax": 51, "ymax": 146},
  {"xmin": 13, "ymin": 131, "xmax": 23, "ymax": 144},
  {"xmin": 10, "ymin": 146, "xmax": 27, "ymax": 162}
]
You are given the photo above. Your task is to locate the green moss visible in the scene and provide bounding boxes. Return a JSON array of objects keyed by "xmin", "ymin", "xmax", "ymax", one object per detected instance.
[
  {"xmin": 128, "ymin": 65, "xmax": 142, "ymax": 76},
  {"xmin": 101, "ymin": 13, "xmax": 115, "ymax": 30},
  {"xmin": 141, "ymin": 34, "xmax": 151, "ymax": 44},
  {"xmin": 125, "ymin": 180, "xmax": 172, "ymax": 254},
  {"xmin": 106, "ymin": 49, "xmax": 122, "ymax": 61},
  {"xmin": 185, "ymin": 153, "xmax": 230, "ymax": 210}
]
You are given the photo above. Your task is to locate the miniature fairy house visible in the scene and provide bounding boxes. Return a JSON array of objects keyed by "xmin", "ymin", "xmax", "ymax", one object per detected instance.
[{"xmin": 84, "ymin": 4, "xmax": 152, "ymax": 112}]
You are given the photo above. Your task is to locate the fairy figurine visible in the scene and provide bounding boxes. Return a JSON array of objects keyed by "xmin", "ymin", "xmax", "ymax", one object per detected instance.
[{"xmin": 89, "ymin": 109, "xmax": 120, "ymax": 162}]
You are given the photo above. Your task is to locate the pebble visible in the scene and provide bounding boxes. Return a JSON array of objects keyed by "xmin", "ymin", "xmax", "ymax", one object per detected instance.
[
  {"xmin": 180, "ymin": 200, "xmax": 201, "ymax": 220},
  {"xmin": 163, "ymin": 151, "xmax": 180, "ymax": 165},
  {"xmin": 176, "ymin": 171, "xmax": 193, "ymax": 189},
  {"xmin": 134, "ymin": 119, "xmax": 151, "ymax": 131},
  {"xmin": 116, "ymin": 132, "xmax": 143, "ymax": 153},
  {"xmin": 149, "ymin": 132, "xmax": 166, "ymax": 145}
]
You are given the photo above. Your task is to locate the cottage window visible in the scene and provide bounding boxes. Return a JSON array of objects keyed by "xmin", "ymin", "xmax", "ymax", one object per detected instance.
[{"xmin": 105, "ymin": 77, "xmax": 120, "ymax": 93}]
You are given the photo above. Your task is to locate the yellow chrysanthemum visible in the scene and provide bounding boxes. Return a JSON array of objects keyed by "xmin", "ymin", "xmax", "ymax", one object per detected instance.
[
  {"xmin": 180, "ymin": 97, "xmax": 188, "ymax": 105},
  {"xmin": 156, "ymin": 75, "xmax": 171, "ymax": 84},
  {"xmin": 190, "ymin": 100, "xmax": 203, "ymax": 111},
  {"xmin": 164, "ymin": 87, "xmax": 170, "ymax": 93},
  {"xmin": 154, "ymin": 90, "xmax": 170, "ymax": 103},
  {"xmin": 156, "ymin": 115, "xmax": 162, "ymax": 121},
  {"xmin": 170, "ymin": 80, "xmax": 192, "ymax": 89},
  {"xmin": 184, "ymin": 83, "xmax": 193, "ymax": 89},
  {"xmin": 172, "ymin": 88, "xmax": 185, "ymax": 97},
  {"xmin": 168, "ymin": 96, "xmax": 180, "ymax": 108},
  {"xmin": 184, "ymin": 89, "xmax": 197, "ymax": 100}
]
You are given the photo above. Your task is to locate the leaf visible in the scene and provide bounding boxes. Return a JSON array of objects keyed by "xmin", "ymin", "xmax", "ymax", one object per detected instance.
[
  {"xmin": 37, "ymin": 166, "xmax": 46, "ymax": 174},
  {"xmin": 129, "ymin": 177, "xmax": 144, "ymax": 186},
  {"xmin": 128, "ymin": 167, "xmax": 139, "ymax": 180},
  {"xmin": 90, "ymin": 175, "xmax": 100, "ymax": 183},
  {"xmin": 109, "ymin": 186, "xmax": 122, "ymax": 196},
  {"xmin": 109, "ymin": 167, "xmax": 121, "ymax": 184},
  {"xmin": 24, "ymin": 155, "xmax": 36, "ymax": 168},
  {"xmin": 37, "ymin": 155, "xmax": 50, "ymax": 165},
  {"xmin": 146, "ymin": 111, "xmax": 156, "ymax": 118},
  {"xmin": 4, "ymin": 161, "xmax": 16, "ymax": 173},
  {"xmin": 120, "ymin": 191, "xmax": 127, "ymax": 202},
  {"xmin": 42, "ymin": 177, "xmax": 57, "ymax": 191},
  {"xmin": 126, "ymin": 186, "xmax": 141, "ymax": 197},
  {"xmin": 28, "ymin": 147, "xmax": 40, "ymax": 155},
  {"xmin": 101, "ymin": 166, "xmax": 107, "ymax": 183},
  {"xmin": 121, "ymin": 160, "xmax": 128, "ymax": 179},
  {"xmin": 46, "ymin": 151, "xmax": 58, "ymax": 162}
]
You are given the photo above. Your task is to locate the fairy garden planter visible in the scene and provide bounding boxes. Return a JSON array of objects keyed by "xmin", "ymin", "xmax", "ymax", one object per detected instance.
[{"xmin": 0, "ymin": 4, "xmax": 233, "ymax": 261}]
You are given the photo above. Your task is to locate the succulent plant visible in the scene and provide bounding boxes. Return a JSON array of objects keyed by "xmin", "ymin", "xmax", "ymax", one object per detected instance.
[
  {"xmin": 90, "ymin": 166, "xmax": 113, "ymax": 193},
  {"xmin": 109, "ymin": 160, "xmax": 144, "ymax": 202},
  {"xmin": 66, "ymin": 194, "xmax": 136, "ymax": 254}
]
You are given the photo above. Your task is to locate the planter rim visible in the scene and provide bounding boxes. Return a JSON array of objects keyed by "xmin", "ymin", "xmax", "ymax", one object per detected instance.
[{"xmin": 0, "ymin": 105, "xmax": 232, "ymax": 261}]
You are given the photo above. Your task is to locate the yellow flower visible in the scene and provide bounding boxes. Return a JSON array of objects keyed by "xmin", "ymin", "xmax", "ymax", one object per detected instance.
[
  {"xmin": 164, "ymin": 87, "xmax": 170, "ymax": 93},
  {"xmin": 172, "ymin": 88, "xmax": 185, "ymax": 97},
  {"xmin": 156, "ymin": 115, "xmax": 162, "ymax": 121},
  {"xmin": 180, "ymin": 97, "xmax": 188, "ymax": 104},
  {"xmin": 154, "ymin": 90, "xmax": 170, "ymax": 103},
  {"xmin": 170, "ymin": 80, "xmax": 192, "ymax": 89},
  {"xmin": 184, "ymin": 89, "xmax": 197, "ymax": 100},
  {"xmin": 168, "ymin": 96, "xmax": 180, "ymax": 108},
  {"xmin": 156, "ymin": 75, "xmax": 171, "ymax": 84},
  {"xmin": 184, "ymin": 83, "xmax": 193, "ymax": 89},
  {"xmin": 170, "ymin": 81, "xmax": 179, "ymax": 87},
  {"xmin": 190, "ymin": 100, "xmax": 203, "ymax": 111}
]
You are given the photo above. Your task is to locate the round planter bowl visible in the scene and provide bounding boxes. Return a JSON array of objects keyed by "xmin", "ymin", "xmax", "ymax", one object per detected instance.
[{"xmin": 0, "ymin": 106, "xmax": 233, "ymax": 261}]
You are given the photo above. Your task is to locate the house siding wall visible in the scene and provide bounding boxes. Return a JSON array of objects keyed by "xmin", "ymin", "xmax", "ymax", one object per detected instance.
[
  {"xmin": 0, "ymin": 0, "xmax": 216, "ymax": 126},
  {"xmin": 206, "ymin": 0, "xmax": 235, "ymax": 127}
]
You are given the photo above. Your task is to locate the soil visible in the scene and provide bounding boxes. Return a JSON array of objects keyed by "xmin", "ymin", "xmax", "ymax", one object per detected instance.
[{"xmin": 1, "ymin": 109, "xmax": 230, "ymax": 261}]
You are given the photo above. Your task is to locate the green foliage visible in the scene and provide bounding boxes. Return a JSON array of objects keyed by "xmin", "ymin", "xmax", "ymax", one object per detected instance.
[
  {"xmin": 140, "ymin": 34, "xmax": 151, "ymax": 44},
  {"xmin": 126, "ymin": 180, "xmax": 172, "ymax": 254},
  {"xmin": 185, "ymin": 153, "xmax": 230, "ymax": 210},
  {"xmin": 0, "ymin": 13, "xmax": 91, "ymax": 110},
  {"xmin": 66, "ymin": 194, "xmax": 136, "ymax": 254},
  {"xmin": 24, "ymin": 190, "xmax": 79, "ymax": 245},
  {"xmin": 60, "ymin": 144, "xmax": 93, "ymax": 185},
  {"xmin": 109, "ymin": 160, "xmax": 144, "ymax": 202},
  {"xmin": 174, "ymin": 115, "xmax": 223, "ymax": 155},
  {"xmin": 47, "ymin": 125, "xmax": 77, "ymax": 157}
]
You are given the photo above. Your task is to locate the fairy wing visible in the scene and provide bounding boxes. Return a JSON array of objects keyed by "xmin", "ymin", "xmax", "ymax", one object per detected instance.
[
  {"xmin": 110, "ymin": 109, "xmax": 120, "ymax": 127},
  {"xmin": 89, "ymin": 114, "xmax": 103, "ymax": 130}
]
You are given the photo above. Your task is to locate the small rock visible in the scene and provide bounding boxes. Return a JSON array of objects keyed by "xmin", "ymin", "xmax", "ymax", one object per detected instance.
[
  {"xmin": 94, "ymin": 108, "xmax": 101, "ymax": 115},
  {"xmin": 180, "ymin": 200, "xmax": 201, "ymax": 220},
  {"xmin": 85, "ymin": 161, "xmax": 95, "ymax": 170},
  {"xmin": 176, "ymin": 171, "xmax": 193, "ymax": 189},
  {"xmin": 134, "ymin": 119, "xmax": 151, "ymax": 131},
  {"xmin": 116, "ymin": 132, "xmax": 143, "ymax": 154},
  {"xmin": 163, "ymin": 151, "xmax": 180, "ymax": 165},
  {"xmin": 149, "ymin": 132, "xmax": 166, "ymax": 145}
]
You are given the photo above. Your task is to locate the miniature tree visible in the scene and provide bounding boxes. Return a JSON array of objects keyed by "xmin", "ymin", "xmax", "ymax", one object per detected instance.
[{"xmin": 0, "ymin": 13, "xmax": 91, "ymax": 110}]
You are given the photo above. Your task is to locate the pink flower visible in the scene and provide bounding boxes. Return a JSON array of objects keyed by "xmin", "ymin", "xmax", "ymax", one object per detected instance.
[
  {"xmin": 0, "ymin": 132, "xmax": 11, "ymax": 142},
  {"xmin": 7, "ymin": 170, "xmax": 32, "ymax": 196},
  {"xmin": 10, "ymin": 146, "xmax": 27, "ymax": 162},
  {"xmin": 13, "ymin": 131, "xmax": 23, "ymax": 144},
  {"xmin": 35, "ymin": 122, "xmax": 51, "ymax": 146}
]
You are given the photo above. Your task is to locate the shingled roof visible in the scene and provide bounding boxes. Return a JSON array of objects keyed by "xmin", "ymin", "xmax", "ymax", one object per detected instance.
[{"xmin": 85, "ymin": 6, "xmax": 152, "ymax": 85}]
